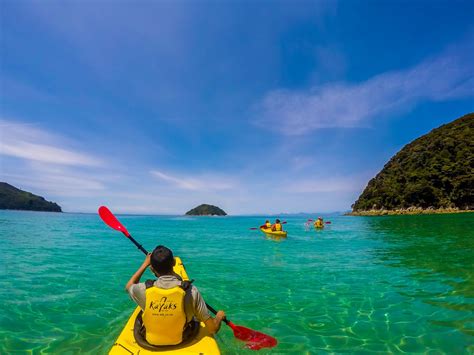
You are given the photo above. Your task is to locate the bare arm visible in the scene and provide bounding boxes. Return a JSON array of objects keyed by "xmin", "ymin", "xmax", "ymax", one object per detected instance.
[
  {"xmin": 125, "ymin": 254, "xmax": 151, "ymax": 291},
  {"xmin": 204, "ymin": 310, "xmax": 226, "ymax": 335}
]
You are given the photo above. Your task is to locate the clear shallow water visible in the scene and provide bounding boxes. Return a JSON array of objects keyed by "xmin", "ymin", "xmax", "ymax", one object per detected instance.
[{"xmin": 0, "ymin": 211, "xmax": 473, "ymax": 354}]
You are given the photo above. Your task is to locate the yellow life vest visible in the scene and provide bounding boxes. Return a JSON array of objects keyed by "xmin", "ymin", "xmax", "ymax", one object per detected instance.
[
  {"xmin": 142, "ymin": 284, "xmax": 187, "ymax": 346},
  {"xmin": 265, "ymin": 222, "xmax": 271, "ymax": 228},
  {"xmin": 315, "ymin": 220, "xmax": 323, "ymax": 228},
  {"xmin": 274, "ymin": 223, "xmax": 282, "ymax": 231}
]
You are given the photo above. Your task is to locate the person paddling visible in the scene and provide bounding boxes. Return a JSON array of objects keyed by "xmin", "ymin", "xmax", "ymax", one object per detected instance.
[
  {"xmin": 314, "ymin": 217, "xmax": 324, "ymax": 228},
  {"xmin": 126, "ymin": 245, "xmax": 226, "ymax": 346},
  {"xmin": 272, "ymin": 219, "xmax": 283, "ymax": 231},
  {"xmin": 260, "ymin": 220, "xmax": 272, "ymax": 229}
]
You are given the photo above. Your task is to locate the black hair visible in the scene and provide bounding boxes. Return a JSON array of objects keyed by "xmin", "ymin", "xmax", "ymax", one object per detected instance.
[
  {"xmin": 276, "ymin": 219, "xmax": 280, "ymax": 223},
  {"xmin": 150, "ymin": 245, "xmax": 175, "ymax": 274}
]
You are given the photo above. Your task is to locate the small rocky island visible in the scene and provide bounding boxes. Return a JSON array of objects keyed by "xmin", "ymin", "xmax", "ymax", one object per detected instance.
[
  {"xmin": 0, "ymin": 182, "xmax": 62, "ymax": 212},
  {"xmin": 185, "ymin": 204, "xmax": 227, "ymax": 216},
  {"xmin": 350, "ymin": 113, "xmax": 473, "ymax": 216}
]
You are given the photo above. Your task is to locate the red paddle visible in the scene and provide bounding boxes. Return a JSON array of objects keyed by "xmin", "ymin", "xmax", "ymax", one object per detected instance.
[
  {"xmin": 98, "ymin": 206, "xmax": 147, "ymax": 254},
  {"xmin": 98, "ymin": 206, "xmax": 277, "ymax": 350},
  {"xmin": 205, "ymin": 304, "xmax": 277, "ymax": 350}
]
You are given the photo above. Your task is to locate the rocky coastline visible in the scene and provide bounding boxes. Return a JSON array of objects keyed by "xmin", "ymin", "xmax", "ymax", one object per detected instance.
[{"xmin": 347, "ymin": 207, "xmax": 473, "ymax": 216}]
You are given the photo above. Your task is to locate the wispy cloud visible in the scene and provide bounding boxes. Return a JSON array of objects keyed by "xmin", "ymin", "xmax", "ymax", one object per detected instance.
[
  {"xmin": 2, "ymin": 167, "xmax": 106, "ymax": 197},
  {"xmin": 151, "ymin": 170, "xmax": 199, "ymax": 190},
  {"xmin": 0, "ymin": 119, "xmax": 111, "ymax": 204},
  {"xmin": 150, "ymin": 169, "xmax": 235, "ymax": 191},
  {"xmin": 257, "ymin": 40, "xmax": 474, "ymax": 135},
  {"xmin": 0, "ymin": 120, "xmax": 102, "ymax": 166}
]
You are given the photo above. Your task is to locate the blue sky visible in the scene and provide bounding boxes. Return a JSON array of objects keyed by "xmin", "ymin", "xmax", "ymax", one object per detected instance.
[{"xmin": 1, "ymin": 0, "xmax": 473, "ymax": 214}]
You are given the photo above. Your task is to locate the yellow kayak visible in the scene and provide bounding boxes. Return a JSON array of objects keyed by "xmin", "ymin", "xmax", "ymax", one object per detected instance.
[
  {"xmin": 109, "ymin": 257, "xmax": 220, "ymax": 354},
  {"xmin": 260, "ymin": 227, "xmax": 287, "ymax": 238}
]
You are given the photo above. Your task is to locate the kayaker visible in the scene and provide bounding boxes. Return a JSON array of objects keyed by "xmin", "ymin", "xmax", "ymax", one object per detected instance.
[
  {"xmin": 272, "ymin": 219, "xmax": 283, "ymax": 231},
  {"xmin": 314, "ymin": 217, "xmax": 324, "ymax": 228},
  {"xmin": 126, "ymin": 245, "xmax": 226, "ymax": 345},
  {"xmin": 260, "ymin": 220, "xmax": 272, "ymax": 229}
]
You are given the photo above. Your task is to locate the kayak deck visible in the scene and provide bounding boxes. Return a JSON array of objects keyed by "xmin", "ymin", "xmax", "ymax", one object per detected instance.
[
  {"xmin": 259, "ymin": 227, "xmax": 287, "ymax": 238},
  {"xmin": 109, "ymin": 257, "xmax": 220, "ymax": 354}
]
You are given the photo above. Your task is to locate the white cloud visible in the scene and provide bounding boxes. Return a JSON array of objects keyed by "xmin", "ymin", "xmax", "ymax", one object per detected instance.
[
  {"xmin": 151, "ymin": 170, "xmax": 199, "ymax": 190},
  {"xmin": 0, "ymin": 120, "xmax": 111, "ymax": 205},
  {"xmin": 257, "ymin": 40, "xmax": 474, "ymax": 135},
  {"xmin": 2, "ymin": 169, "xmax": 106, "ymax": 197},
  {"xmin": 1, "ymin": 141, "xmax": 101, "ymax": 166},
  {"xmin": 0, "ymin": 120, "xmax": 102, "ymax": 166},
  {"xmin": 150, "ymin": 169, "xmax": 235, "ymax": 191}
]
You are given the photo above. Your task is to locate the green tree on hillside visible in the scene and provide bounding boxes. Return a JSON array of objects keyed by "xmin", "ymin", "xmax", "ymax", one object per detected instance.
[{"xmin": 352, "ymin": 113, "xmax": 473, "ymax": 211}]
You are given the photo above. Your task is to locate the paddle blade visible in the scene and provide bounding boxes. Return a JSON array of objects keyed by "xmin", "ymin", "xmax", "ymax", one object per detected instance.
[
  {"xmin": 325, "ymin": 221, "xmax": 332, "ymax": 224},
  {"xmin": 98, "ymin": 206, "xmax": 131, "ymax": 237},
  {"xmin": 250, "ymin": 228, "xmax": 258, "ymax": 230},
  {"xmin": 228, "ymin": 322, "xmax": 277, "ymax": 350}
]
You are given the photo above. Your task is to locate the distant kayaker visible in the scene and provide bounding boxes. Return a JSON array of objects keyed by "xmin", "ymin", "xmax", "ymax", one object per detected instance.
[
  {"xmin": 126, "ymin": 245, "xmax": 226, "ymax": 346},
  {"xmin": 272, "ymin": 219, "xmax": 283, "ymax": 231},
  {"xmin": 314, "ymin": 217, "xmax": 324, "ymax": 228}
]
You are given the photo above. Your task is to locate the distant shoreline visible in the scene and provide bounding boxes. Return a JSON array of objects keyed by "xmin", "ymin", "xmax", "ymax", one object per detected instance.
[
  {"xmin": 0, "ymin": 208, "xmax": 62, "ymax": 213},
  {"xmin": 346, "ymin": 207, "xmax": 474, "ymax": 216}
]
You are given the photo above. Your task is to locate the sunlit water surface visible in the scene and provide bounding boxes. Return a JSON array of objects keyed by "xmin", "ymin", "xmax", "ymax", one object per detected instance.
[{"xmin": 0, "ymin": 211, "xmax": 473, "ymax": 353}]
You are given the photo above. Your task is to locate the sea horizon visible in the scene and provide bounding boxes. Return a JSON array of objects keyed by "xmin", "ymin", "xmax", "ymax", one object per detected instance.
[{"xmin": 0, "ymin": 208, "xmax": 351, "ymax": 217}]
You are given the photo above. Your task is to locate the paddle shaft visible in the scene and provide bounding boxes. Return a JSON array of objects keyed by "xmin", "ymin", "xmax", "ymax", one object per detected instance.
[
  {"xmin": 206, "ymin": 302, "xmax": 230, "ymax": 325},
  {"xmin": 128, "ymin": 234, "xmax": 148, "ymax": 255}
]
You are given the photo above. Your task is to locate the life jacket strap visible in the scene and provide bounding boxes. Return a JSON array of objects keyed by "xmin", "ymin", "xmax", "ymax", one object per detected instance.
[
  {"xmin": 144, "ymin": 279, "xmax": 194, "ymax": 290},
  {"xmin": 145, "ymin": 279, "xmax": 155, "ymax": 289},
  {"xmin": 181, "ymin": 279, "xmax": 194, "ymax": 291}
]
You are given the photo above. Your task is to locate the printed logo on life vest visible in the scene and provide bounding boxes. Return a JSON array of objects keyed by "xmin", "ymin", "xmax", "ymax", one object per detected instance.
[{"xmin": 149, "ymin": 297, "xmax": 177, "ymax": 313}]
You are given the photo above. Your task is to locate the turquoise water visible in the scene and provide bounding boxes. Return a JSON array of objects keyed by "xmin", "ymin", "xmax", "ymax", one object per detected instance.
[{"xmin": 0, "ymin": 211, "xmax": 473, "ymax": 353}]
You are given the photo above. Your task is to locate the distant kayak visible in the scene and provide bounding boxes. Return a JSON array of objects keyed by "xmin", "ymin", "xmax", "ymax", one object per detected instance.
[
  {"xmin": 109, "ymin": 257, "xmax": 220, "ymax": 354},
  {"xmin": 314, "ymin": 224, "xmax": 324, "ymax": 229},
  {"xmin": 260, "ymin": 227, "xmax": 287, "ymax": 238}
]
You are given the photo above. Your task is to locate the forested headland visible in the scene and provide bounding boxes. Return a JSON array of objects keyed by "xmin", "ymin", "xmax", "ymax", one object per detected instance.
[
  {"xmin": 0, "ymin": 182, "xmax": 62, "ymax": 212},
  {"xmin": 351, "ymin": 113, "xmax": 473, "ymax": 215}
]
